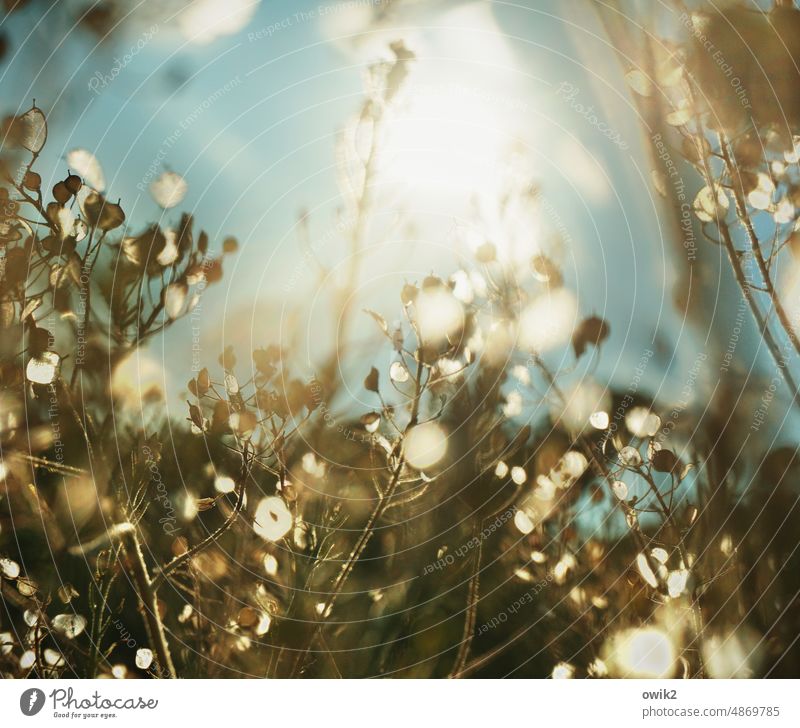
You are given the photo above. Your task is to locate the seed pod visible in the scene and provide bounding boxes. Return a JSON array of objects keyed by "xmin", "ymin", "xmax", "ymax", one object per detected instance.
[
  {"xmin": 237, "ymin": 607, "xmax": 259, "ymax": 628},
  {"xmin": 364, "ymin": 366, "xmax": 379, "ymax": 393},
  {"xmin": 64, "ymin": 174, "xmax": 82, "ymax": 195},
  {"xmin": 83, "ymin": 191, "xmax": 125, "ymax": 231},
  {"xmin": 23, "ymin": 171, "xmax": 41, "ymax": 191},
  {"xmin": 651, "ymin": 448, "xmax": 680, "ymax": 474},
  {"xmin": 361, "ymin": 411, "xmax": 381, "ymax": 433},
  {"xmin": 476, "ymin": 242, "xmax": 496, "ymax": 263},
  {"xmin": 196, "ymin": 497, "xmax": 216, "ymax": 512},
  {"xmin": 400, "ymin": 283, "xmax": 418, "ymax": 305},
  {"xmin": 52, "ymin": 181, "xmax": 70, "ymax": 205}
]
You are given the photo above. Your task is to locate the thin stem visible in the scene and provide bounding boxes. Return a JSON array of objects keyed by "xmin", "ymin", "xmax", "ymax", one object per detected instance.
[
  {"xmin": 448, "ymin": 524, "xmax": 483, "ymax": 678},
  {"xmin": 683, "ymin": 97, "xmax": 800, "ymax": 406},
  {"xmin": 717, "ymin": 221, "xmax": 800, "ymax": 406},
  {"xmin": 290, "ymin": 455, "xmax": 405, "ymax": 677},
  {"xmin": 720, "ymin": 133, "xmax": 800, "ymax": 362},
  {"xmin": 291, "ymin": 356, "xmax": 425, "ymax": 677},
  {"xmin": 637, "ymin": 468, "xmax": 706, "ymax": 676},
  {"xmin": 10, "ymin": 453, "xmax": 86, "ymax": 476},
  {"xmin": 119, "ymin": 526, "xmax": 176, "ymax": 679}
]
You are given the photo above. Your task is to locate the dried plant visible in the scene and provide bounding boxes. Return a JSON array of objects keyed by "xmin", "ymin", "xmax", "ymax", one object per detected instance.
[{"xmin": 0, "ymin": 14, "xmax": 798, "ymax": 681}]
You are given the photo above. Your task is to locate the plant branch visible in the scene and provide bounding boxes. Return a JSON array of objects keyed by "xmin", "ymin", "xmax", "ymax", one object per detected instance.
[
  {"xmin": 448, "ymin": 523, "xmax": 483, "ymax": 678},
  {"xmin": 720, "ymin": 133, "xmax": 800, "ymax": 363},
  {"xmin": 119, "ymin": 525, "xmax": 176, "ymax": 679},
  {"xmin": 151, "ymin": 448, "xmax": 249, "ymax": 591}
]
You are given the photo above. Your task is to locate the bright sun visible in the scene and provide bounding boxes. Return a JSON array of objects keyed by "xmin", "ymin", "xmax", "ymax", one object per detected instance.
[{"xmin": 367, "ymin": 4, "xmax": 539, "ymax": 264}]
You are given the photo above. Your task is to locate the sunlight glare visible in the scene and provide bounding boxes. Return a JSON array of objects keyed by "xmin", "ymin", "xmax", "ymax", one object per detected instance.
[
  {"xmin": 607, "ymin": 627, "xmax": 676, "ymax": 678},
  {"xmin": 519, "ymin": 288, "xmax": 578, "ymax": 353},
  {"xmin": 415, "ymin": 290, "xmax": 464, "ymax": 344},
  {"xmin": 404, "ymin": 422, "xmax": 448, "ymax": 470},
  {"xmin": 253, "ymin": 496, "xmax": 293, "ymax": 542}
]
